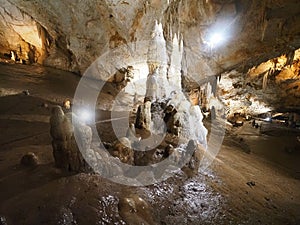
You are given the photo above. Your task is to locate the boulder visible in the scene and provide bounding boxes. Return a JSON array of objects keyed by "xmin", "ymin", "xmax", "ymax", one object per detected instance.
[
  {"xmin": 118, "ymin": 194, "xmax": 155, "ymax": 225},
  {"xmin": 20, "ymin": 152, "xmax": 39, "ymax": 167}
]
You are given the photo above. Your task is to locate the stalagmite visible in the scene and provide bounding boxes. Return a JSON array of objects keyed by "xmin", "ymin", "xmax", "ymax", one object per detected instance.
[
  {"xmin": 211, "ymin": 76, "xmax": 218, "ymax": 96},
  {"xmin": 10, "ymin": 51, "xmax": 15, "ymax": 61},
  {"xmin": 50, "ymin": 106, "xmax": 91, "ymax": 172},
  {"xmin": 181, "ymin": 140, "xmax": 204, "ymax": 177},
  {"xmin": 135, "ymin": 100, "xmax": 152, "ymax": 131},
  {"xmin": 145, "ymin": 67, "xmax": 159, "ymax": 102}
]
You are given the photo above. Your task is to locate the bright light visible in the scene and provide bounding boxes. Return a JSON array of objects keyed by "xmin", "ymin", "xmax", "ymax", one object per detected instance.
[
  {"xmin": 263, "ymin": 117, "xmax": 272, "ymax": 122},
  {"xmin": 205, "ymin": 31, "xmax": 226, "ymax": 48},
  {"xmin": 209, "ymin": 33, "xmax": 224, "ymax": 46},
  {"xmin": 78, "ymin": 109, "xmax": 92, "ymax": 123},
  {"xmin": 204, "ymin": 18, "xmax": 236, "ymax": 48}
]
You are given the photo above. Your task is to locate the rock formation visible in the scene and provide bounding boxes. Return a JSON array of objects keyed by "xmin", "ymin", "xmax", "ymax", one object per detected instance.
[
  {"xmin": 118, "ymin": 194, "xmax": 155, "ymax": 225},
  {"xmin": 0, "ymin": 0, "xmax": 298, "ymax": 84},
  {"xmin": 135, "ymin": 100, "xmax": 152, "ymax": 131},
  {"xmin": 145, "ymin": 67, "xmax": 159, "ymax": 102},
  {"xmin": 182, "ymin": 140, "xmax": 204, "ymax": 177},
  {"xmin": 110, "ymin": 137, "xmax": 134, "ymax": 165},
  {"xmin": 50, "ymin": 105, "xmax": 91, "ymax": 172},
  {"xmin": 20, "ymin": 152, "xmax": 39, "ymax": 167},
  {"xmin": 218, "ymin": 50, "xmax": 300, "ymax": 116}
]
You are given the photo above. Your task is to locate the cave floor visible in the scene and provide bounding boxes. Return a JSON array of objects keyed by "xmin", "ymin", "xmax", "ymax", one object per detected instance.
[{"xmin": 0, "ymin": 63, "xmax": 300, "ymax": 225}]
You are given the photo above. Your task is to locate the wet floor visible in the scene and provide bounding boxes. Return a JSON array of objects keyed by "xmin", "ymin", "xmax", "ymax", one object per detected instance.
[
  {"xmin": 234, "ymin": 122, "xmax": 300, "ymax": 177},
  {"xmin": 0, "ymin": 63, "xmax": 300, "ymax": 224},
  {"xmin": 0, "ymin": 63, "xmax": 80, "ymax": 100}
]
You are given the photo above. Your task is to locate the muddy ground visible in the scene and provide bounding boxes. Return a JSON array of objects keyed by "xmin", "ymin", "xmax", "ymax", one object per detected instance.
[{"xmin": 0, "ymin": 63, "xmax": 300, "ymax": 225}]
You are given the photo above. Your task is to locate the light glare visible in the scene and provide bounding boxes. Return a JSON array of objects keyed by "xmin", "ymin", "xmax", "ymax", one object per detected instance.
[
  {"xmin": 207, "ymin": 32, "xmax": 225, "ymax": 47},
  {"xmin": 264, "ymin": 117, "xmax": 272, "ymax": 122},
  {"xmin": 79, "ymin": 109, "xmax": 92, "ymax": 123},
  {"xmin": 210, "ymin": 33, "xmax": 223, "ymax": 44}
]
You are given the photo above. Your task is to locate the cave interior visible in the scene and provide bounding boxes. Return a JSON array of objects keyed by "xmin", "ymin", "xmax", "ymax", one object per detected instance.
[{"xmin": 0, "ymin": 0, "xmax": 300, "ymax": 224}]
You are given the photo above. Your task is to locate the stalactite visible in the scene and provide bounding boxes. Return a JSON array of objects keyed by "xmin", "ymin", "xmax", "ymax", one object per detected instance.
[
  {"xmin": 261, "ymin": 20, "xmax": 268, "ymax": 42},
  {"xmin": 198, "ymin": 0, "xmax": 207, "ymax": 18},
  {"xmin": 144, "ymin": 1, "xmax": 148, "ymax": 14},
  {"xmin": 285, "ymin": 50, "xmax": 295, "ymax": 67},
  {"xmin": 210, "ymin": 76, "xmax": 217, "ymax": 96},
  {"xmin": 262, "ymin": 71, "xmax": 268, "ymax": 90},
  {"xmin": 206, "ymin": 82, "xmax": 212, "ymax": 99}
]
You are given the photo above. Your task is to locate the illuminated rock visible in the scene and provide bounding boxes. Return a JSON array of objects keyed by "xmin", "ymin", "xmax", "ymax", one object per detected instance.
[
  {"xmin": 145, "ymin": 67, "xmax": 159, "ymax": 102},
  {"xmin": 0, "ymin": 0, "xmax": 48, "ymax": 64}
]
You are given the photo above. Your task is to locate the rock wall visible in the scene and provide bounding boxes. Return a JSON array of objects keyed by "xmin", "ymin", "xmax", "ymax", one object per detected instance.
[
  {"xmin": 162, "ymin": 0, "xmax": 300, "ymax": 89},
  {"xmin": 218, "ymin": 48, "xmax": 300, "ymax": 115},
  {"xmin": 0, "ymin": 0, "xmax": 298, "ymax": 79},
  {"xmin": 0, "ymin": 0, "xmax": 49, "ymax": 64}
]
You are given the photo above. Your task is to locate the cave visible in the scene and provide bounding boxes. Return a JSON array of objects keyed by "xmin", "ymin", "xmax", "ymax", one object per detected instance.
[{"xmin": 0, "ymin": 0, "xmax": 300, "ymax": 224}]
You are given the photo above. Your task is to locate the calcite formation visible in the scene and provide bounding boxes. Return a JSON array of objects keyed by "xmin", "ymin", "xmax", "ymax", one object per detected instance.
[
  {"xmin": 135, "ymin": 100, "xmax": 152, "ymax": 131},
  {"xmin": 1, "ymin": 0, "xmax": 299, "ymax": 114},
  {"xmin": 218, "ymin": 49, "xmax": 300, "ymax": 116},
  {"xmin": 50, "ymin": 106, "xmax": 91, "ymax": 172},
  {"xmin": 0, "ymin": 0, "xmax": 298, "ymax": 79}
]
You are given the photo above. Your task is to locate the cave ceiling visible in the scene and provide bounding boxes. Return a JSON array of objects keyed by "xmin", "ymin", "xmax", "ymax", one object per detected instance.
[{"xmin": 0, "ymin": 0, "xmax": 299, "ymax": 112}]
